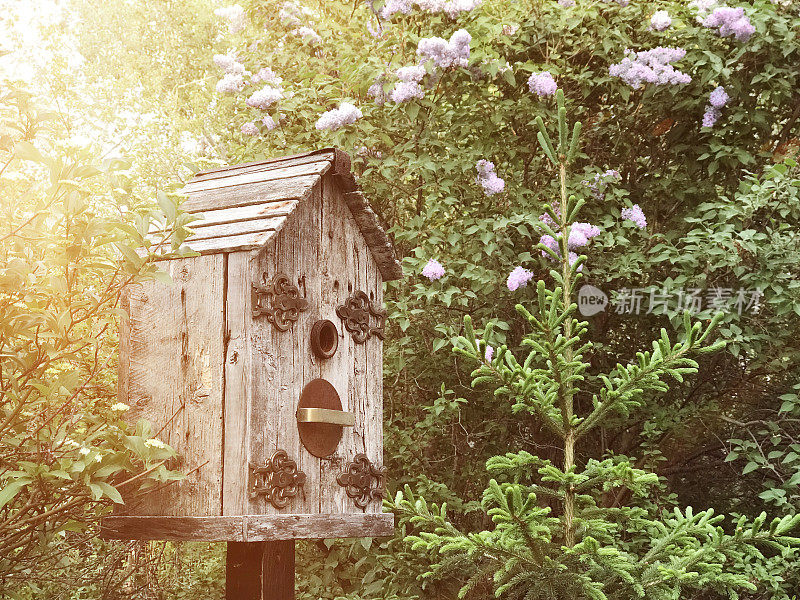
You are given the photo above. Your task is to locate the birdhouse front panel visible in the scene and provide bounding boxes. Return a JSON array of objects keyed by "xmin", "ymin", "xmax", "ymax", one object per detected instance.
[{"xmin": 110, "ymin": 149, "xmax": 401, "ymax": 541}]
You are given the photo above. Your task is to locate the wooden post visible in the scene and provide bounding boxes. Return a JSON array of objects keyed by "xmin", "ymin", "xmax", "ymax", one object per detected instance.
[{"xmin": 227, "ymin": 540, "xmax": 295, "ymax": 600}]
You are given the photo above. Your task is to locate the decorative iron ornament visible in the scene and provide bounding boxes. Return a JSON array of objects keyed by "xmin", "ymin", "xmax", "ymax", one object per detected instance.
[
  {"xmin": 251, "ymin": 273, "xmax": 309, "ymax": 330},
  {"xmin": 249, "ymin": 450, "xmax": 306, "ymax": 508},
  {"xmin": 335, "ymin": 291, "xmax": 386, "ymax": 344},
  {"xmin": 336, "ymin": 453, "xmax": 385, "ymax": 510}
]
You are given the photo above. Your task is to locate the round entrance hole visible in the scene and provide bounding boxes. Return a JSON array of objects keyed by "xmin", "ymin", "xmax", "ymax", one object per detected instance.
[{"xmin": 311, "ymin": 319, "xmax": 339, "ymax": 359}]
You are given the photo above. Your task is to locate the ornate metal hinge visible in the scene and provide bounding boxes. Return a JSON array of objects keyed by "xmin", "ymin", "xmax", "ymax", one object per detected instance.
[
  {"xmin": 335, "ymin": 291, "xmax": 386, "ymax": 344},
  {"xmin": 337, "ymin": 454, "xmax": 385, "ymax": 510},
  {"xmin": 249, "ymin": 450, "xmax": 306, "ymax": 508},
  {"xmin": 251, "ymin": 273, "xmax": 309, "ymax": 331}
]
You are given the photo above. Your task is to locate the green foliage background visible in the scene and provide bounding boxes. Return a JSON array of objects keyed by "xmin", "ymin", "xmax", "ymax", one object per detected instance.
[{"xmin": 1, "ymin": 0, "xmax": 800, "ymax": 598}]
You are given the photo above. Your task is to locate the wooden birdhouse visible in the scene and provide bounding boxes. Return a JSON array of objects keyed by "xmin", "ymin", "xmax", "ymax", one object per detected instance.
[{"xmin": 104, "ymin": 148, "xmax": 402, "ymax": 543}]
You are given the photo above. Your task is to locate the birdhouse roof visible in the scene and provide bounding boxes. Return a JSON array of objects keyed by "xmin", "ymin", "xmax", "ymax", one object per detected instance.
[{"xmin": 170, "ymin": 148, "xmax": 402, "ymax": 281}]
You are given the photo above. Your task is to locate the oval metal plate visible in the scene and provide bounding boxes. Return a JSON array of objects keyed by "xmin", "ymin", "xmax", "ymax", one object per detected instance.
[{"xmin": 297, "ymin": 378, "xmax": 345, "ymax": 458}]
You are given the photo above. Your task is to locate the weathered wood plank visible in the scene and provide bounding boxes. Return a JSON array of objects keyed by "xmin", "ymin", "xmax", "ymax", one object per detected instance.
[
  {"xmin": 100, "ymin": 513, "xmax": 395, "ymax": 541},
  {"xmin": 183, "ymin": 216, "xmax": 287, "ymax": 242},
  {"xmin": 244, "ymin": 513, "xmax": 394, "ymax": 541},
  {"xmin": 182, "ymin": 173, "xmax": 319, "ymax": 212},
  {"xmin": 121, "ymin": 256, "xmax": 225, "ymax": 516},
  {"xmin": 318, "ymin": 176, "xmax": 352, "ymax": 514},
  {"xmin": 182, "ymin": 160, "xmax": 330, "ymax": 195},
  {"xmin": 102, "ymin": 516, "xmax": 243, "ymax": 541},
  {"xmin": 223, "ymin": 252, "xmax": 254, "ymax": 515},
  {"xmin": 181, "ymin": 230, "xmax": 278, "ymax": 255},
  {"xmin": 191, "ymin": 149, "xmax": 335, "ymax": 184},
  {"xmin": 149, "ymin": 201, "xmax": 297, "ymax": 234}
]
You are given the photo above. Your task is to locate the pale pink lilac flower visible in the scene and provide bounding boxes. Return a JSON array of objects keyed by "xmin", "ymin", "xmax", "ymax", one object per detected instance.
[
  {"xmin": 527, "ymin": 72, "xmax": 558, "ymax": 97},
  {"xmin": 558, "ymin": 0, "xmax": 575, "ymax": 7},
  {"xmin": 484, "ymin": 344, "xmax": 494, "ymax": 362},
  {"xmin": 241, "ymin": 122, "xmax": 259, "ymax": 136},
  {"xmin": 476, "ymin": 160, "xmax": 505, "ymax": 195},
  {"xmin": 262, "ymin": 115, "xmax": 277, "ymax": 130},
  {"xmin": 417, "ymin": 29, "xmax": 471, "ymax": 68},
  {"xmin": 214, "ymin": 4, "xmax": 247, "ymax": 34},
  {"xmin": 703, "ymin": 6, "xmax": 755, "ymax": 42},
  {"xmin": 246, "ymin": 85, "xmax": 284, "ymax": 108},
  {"xmin": 621, "ymin": 204, "xmax": 647, "ymax": 228},
  {"xmin": 609, "ymin": 47, "xmax": 691, "ymax": 89},
  {"xmin": 443, "ymin": 0, "xmax": 482, "ymax": 18},
  {"xmin": 213, "ymin": 52, "xmax": 244, "ymax": 73},
  {"xmin": 650, "ymin": 10, "xmax": 672, "ymax": 30},
  {"xmin": 381, "ymin": 0, "xmax": 413, "ymax": 18},
  {"xmin": 507, "ymin": 266, "xmax": 534, "ymax": 291},
  {"xmin": 252, "ymin": 67, "xmax": 282, "ymax": 85},
  {"xmin": 315, "ymin": 102, "xmax": 363, "ymax": 130},
  {"xmin": 293, "ymin": 26, "xmax": 322, "ymax": 44},
  {"xmin": 216, "ymin": 73, "xmax": 246, "ymax": 94},
  {"xmin": 502, "ymin": 24, "xmax": 519, "ymax": 36},
  {"xmin": 422, "ymin": 258, "xmax": 445, "ymax": 280},
  {"xmin": 390, "ymin": 65, "xmax": 427, "ymax": 103}
]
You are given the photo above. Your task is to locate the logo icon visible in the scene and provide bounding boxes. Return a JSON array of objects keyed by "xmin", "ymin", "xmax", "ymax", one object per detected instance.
[{"xmin": 578, "ymin": 285, "xmax": 608, "ymax": 316}]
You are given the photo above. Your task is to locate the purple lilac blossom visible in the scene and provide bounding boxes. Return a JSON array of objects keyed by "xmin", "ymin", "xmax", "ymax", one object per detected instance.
[
  {"xmin": 315, "ymin": 102, "xmax": 363, "ymax": 130},
  {"xmin": 422, "ymin": 258, "xmax": 445, "ymax": 280},
  {"xmin": 216, "ymin": 73, "xmax": 246, "ymax": 94},
  {"xmin": 214, "ymin": 4, "xmax": 247, "ymax": 34},
  {"xmin": 540, "ymin": 234, "xmax": 559, "ymax": 257},
  {"xmin": 702, "ymin": 106, "xmax": 721, "ymax": 127},
  {"xmin": 417, "ymin": 29, "xmax": 471, "ymax": 68},
  {"xmin": 558, "ymin": 0, "xmax": 576, "ymax": 7},
  {"xmin": 475, "ymin": 160, "xmax": 505, "ymax": 195},
  {"xmin": 650, "ymin": 10, "xmax": 672, "ymax": 31},
  {"xmin": 582, "ymin": 169, "xmax": 621, "ymax": 201},
  {"xmin": 502, "ymin": 23, "xmax": 519, "ymax": 36},
  {"xmin": 539, "ymin": 202, "xmax": 562, "ymax": 228},
  {"xmin": 485, "ymin": 345, "xmax": 494, "ymax": 362},
  {"xmin": 246, "ymin": 85, "xmax": 284, "ymax": 108},
  {"xmin": 621, "ymin": 204, "xmax": 647, "ymax": 228},
  {"xmin": 703, "ymin": 6, "xmax": 755, "ymax": 42},
  {"xmin": 709, "ymin": 86, "xmax": 729, "ymax": 107},
  {"xmin": 241, "ymin": 122, "xmax": 259, "ymax": 136},
  {"xmin": 568, "ymin": 222, "xmax": 601, "ymax": 249},
  {"xmin": 527, "ymin": 72, "xmax": 558, "ymax": 97},
  {"xmin": 609, "ymin": 47, "xmax": 691, "ymax": 89},
  {"xmin": 507, "ymin": 266, "xmax": 534, "ymax": 291},
  {"xmin": 368, "ymin": 77, "xmax": 388, "ymax": 105}
]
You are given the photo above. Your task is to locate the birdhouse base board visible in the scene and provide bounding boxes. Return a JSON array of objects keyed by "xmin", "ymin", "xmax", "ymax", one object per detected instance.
[{"xmin": 100, "ymin": 513, "xmax": 394, "ymax": 542}]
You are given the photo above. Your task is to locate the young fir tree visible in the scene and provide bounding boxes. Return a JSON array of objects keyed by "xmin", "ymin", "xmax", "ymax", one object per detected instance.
[{"xmin": 388, "ymin": 92, "xmax": 800, "ymax": 600}]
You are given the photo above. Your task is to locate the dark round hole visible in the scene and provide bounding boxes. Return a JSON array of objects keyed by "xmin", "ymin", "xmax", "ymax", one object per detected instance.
[{"xmin": 311, "ymin": 320, "xmax": 338, "ymax": 359}]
